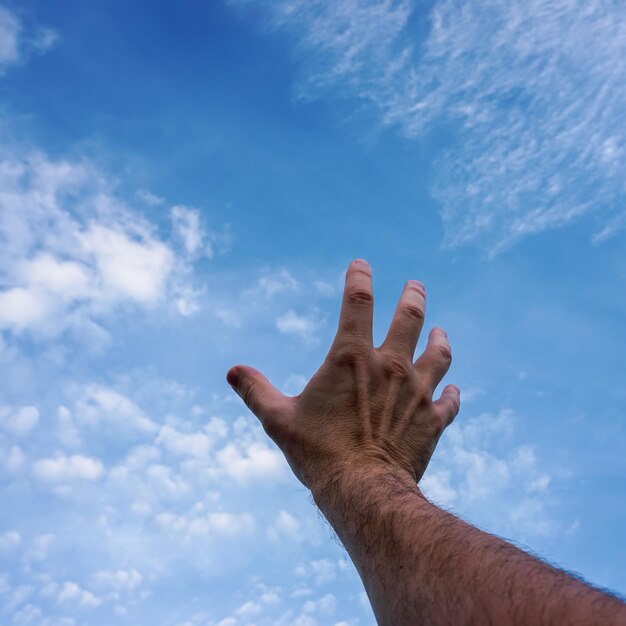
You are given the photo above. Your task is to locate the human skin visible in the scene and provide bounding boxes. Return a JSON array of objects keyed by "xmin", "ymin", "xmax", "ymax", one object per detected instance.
[{"xmin": 227, "ymin": 259, "xmax": 626, "ymax": 625}]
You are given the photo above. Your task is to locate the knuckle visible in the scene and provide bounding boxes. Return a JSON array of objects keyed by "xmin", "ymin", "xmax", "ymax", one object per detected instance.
[
  {"xmin": 348, "ymin": 287, "xmax": 373, "ymax": 306},
  {"xmin": 329, "ymin": 342, "xmax": 371, "ymax": 368},
  {"xmin": 416, "ymin": 390, "xmax": 433, "ymax": 409},
  {"xmin": 402, "ymin": 303, "xmax": 425, "ymax": 322},
  {"xmin": 449, "ymin": 395, "xmax": 460, "ymax": 417},
  {"xmin": 382, "ymin": 354, "xmax": 412, "ymax": 380},
  {"xmin": 434, "ymin": 343, "xmax": 452, "ymax": 362},
  {"xmin": 449, "ymin": 391, "xmax": 460, "ymax": 409}
]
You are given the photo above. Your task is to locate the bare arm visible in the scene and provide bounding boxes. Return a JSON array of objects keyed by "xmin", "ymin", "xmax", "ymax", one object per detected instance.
[
  {"xmin": 313, "ymin": 466, "xmax": 625, "ymax": 625},
  {"xmin": 227, "ymin": 259, "xmax": 626, "ymax": 625}
]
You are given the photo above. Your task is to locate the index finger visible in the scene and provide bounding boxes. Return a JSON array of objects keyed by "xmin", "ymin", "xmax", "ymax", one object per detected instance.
[{"xmin": 335, "ymin": 259, "xmax": 374, "ymax": 345}]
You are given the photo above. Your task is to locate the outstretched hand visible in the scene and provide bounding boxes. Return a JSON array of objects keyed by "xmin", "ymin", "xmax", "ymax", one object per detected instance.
[
  {"xmin": 228, "ymin": 260, "xmax": 626, "ymax": 626},
  {"xmin": 226, "ymin": 259, "xmax": 460, "ymax": 491}
]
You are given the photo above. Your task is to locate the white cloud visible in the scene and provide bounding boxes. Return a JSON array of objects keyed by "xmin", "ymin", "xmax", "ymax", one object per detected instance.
[
  {"xmin": 295, "ymin": 559, "xmax": 338, "ymax": 586},
  {"xmin": 136, "ymin": 189, "xmax": 165, "ymax": 206},
  {"xmin": 267, "ymin": 510, "xmax": 302, "ymax": 542},
  {"xmin": 57, "ymin": 582, "xmax": 101, "ymax": 608},
  {"xmin": 238, "ymin": 0, "xmax": 626, "ymax": 250},
  {"xmin": 73, "ymin": 384, "xmax": 158, "ymax": 435},
  {"xmin": 156, "ymin": 424, "xmax": 214, "ymax": 458},
  {"xmin": 18, "ymin": 253, "xmax": 92, "ymax": 300},
  {"xmin": 256, "ymin": 269, "xmax": 299, "ymax": 296},
  {"xmin": 0, "ymin": 287, "xmax": 50, "ymax": 332},
  {"xmin": 91, "ymin": 569, "xmax": 142, "ymax": 593},
  {"xmin": 276, "ymin": 309, "xmax": 320, "ymax": 341},
  {"xmin": 12, "ymin": 602, "xmax": 43, "ymax": 625},
  {"xmin": 80, "ymin": 224, "xmax": 174, "ymax": 304},
  {"xmin": 155, "ymin": 509, "xmax": 255, "ymax": 539},
  {"xmin": 214, "ymin": 440, "xmax": 286, "ymax": 483},
  {"xmin": 0, "ymin": 530, "xmax": 21, "ymax": 551},
  {"xmin": 175, "ymin": 285, "xmax": 203, "ymax": 317},
  {"xmin": 171, "ymin": 204, "xmax": 230, "ymax": 261},
  {"xmin": 33, "ymin": 453, "xmax": 104, "ymax": 483},
  {"xmin": 146, "ymin": 463, "xmax": 190, "ymax": 496},
  {"xmin": 0, "ymin": 405, "xmax": 39, "ymax": 436},
  {"xmin": 418, "ymin": 469, "xmax": 457, "ymax": 504},
  {"xmin": 0, "ymin": 149, "xmax": 204, "ymax": 338},
  {"xmin": 260, "ymin": 590, "xmax": 281, "ymax": 605},
  {"xmin": 421, "ymin": 409, "xmax": 566, "ymax": 537},
  {"xmin": 235, "ymin": 600, "xmax": 262, "ymax": 618},
  {"xmin": 303, "ymin": 593, "xmax": 336, "ymax": 615},
  {"xmin": 171, "ymin": 205, "xmax": 206, "ymax": 257}
]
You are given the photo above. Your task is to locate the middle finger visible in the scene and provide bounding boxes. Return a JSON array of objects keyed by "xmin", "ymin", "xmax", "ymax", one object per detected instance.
[{"xmin": 379, "ymin": 280, "xmax": 426, "ymax": 359}]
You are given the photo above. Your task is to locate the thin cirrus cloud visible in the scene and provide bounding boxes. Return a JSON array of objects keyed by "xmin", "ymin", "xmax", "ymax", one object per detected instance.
[
  {"xmin": 234, "ymin": 0, "xmax": 626, "ymax": 252},
  {"xmin": 0, "ymin": 5, "xmax": 21, "ymax": 66},
  {"xmin": 0, "ymin": 5, "xmax": 57, "ymax": 70}
]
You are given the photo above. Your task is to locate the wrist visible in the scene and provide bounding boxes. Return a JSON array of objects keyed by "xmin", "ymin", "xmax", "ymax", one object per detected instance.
[{"xmin": 310, "ymin": 459, "xmax": 424, "ymax": 514}]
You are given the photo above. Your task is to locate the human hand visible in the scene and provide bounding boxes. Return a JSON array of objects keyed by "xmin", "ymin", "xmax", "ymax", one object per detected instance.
[{"xmin": 226, "ymin": 259, "xmax": 460, "ymax": 491}]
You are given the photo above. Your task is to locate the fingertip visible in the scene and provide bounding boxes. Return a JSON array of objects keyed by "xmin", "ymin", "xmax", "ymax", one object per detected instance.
[
  {"xmin": 406, "ymin": 279, "xmax": 425, "ymax": 294},
  {"xmin": 434, "ymin": 384, "xmax": 461, "ymax": 426},
  {"xmin": 350, "ymin": 258, "xmax": 371, "ymax": 273},
  {"xmin": 226, "ymin": 366, "xmax": 240, "ymax": 390}
]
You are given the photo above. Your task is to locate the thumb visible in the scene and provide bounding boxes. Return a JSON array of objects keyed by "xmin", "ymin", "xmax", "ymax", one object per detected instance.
[{"xmin": 226, "ymin": 365, "xmax": 288, "ymax": 426}]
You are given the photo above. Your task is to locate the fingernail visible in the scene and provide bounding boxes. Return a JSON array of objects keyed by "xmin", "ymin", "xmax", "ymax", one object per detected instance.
[
  {"xmin": 407, "ymin": 280, "xmax": 425, "ymax": 293},
  {"xmin": 226, "ymin": 368, "xmax": 240, "ymax": 389},
  {"xmin": 451, "ymin": 385, "xmax": 460, "ymax": 395},
  {"xmin": 351, "ymin": 258, "xmax": 371, "ymax": 270}
]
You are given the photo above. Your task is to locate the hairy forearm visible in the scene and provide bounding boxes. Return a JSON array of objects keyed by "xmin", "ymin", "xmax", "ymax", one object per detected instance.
[
  {"xmin": 312, "ymin": 466, "xmax": 626, "ymax": 626},
  {"xmin": 230, "ymin": 261, "xmax": 625, "ymax": 623}
]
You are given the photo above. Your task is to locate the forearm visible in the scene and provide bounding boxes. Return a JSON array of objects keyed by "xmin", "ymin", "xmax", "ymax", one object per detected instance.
[
  {"xmin": 312, "ymin": 466, "xmax": 626, "ymax": 626},
  {"xmin": 230, "ymin": 261, "xmax": 625, "ymax": 624}
]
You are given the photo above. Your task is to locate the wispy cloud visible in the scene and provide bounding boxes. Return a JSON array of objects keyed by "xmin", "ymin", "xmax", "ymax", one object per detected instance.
[
  {"xmin": 0, "ymin": 6, "xmax": 21, "ymax": 67},
  {"xmin": 234, "ymin": 0, "xmax": 626, "ymax": 251},
  {"xmin": 276, "ymin": 309, "xmax": 322, "ymax": 342},
  {"xmin": 0, "ymin": 5, "xmax": 57, "ymax": 71}
]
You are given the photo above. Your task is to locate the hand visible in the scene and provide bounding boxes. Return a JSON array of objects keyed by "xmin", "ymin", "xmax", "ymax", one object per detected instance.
[{"xmin": 226, "ymin": 259, "xmax": 460, "ymax": 490}]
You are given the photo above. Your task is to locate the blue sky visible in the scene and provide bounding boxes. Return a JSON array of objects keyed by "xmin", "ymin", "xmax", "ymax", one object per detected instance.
[{"xmin": 0, "ymin": 1, "xmax": 625, "ymax": 624}]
